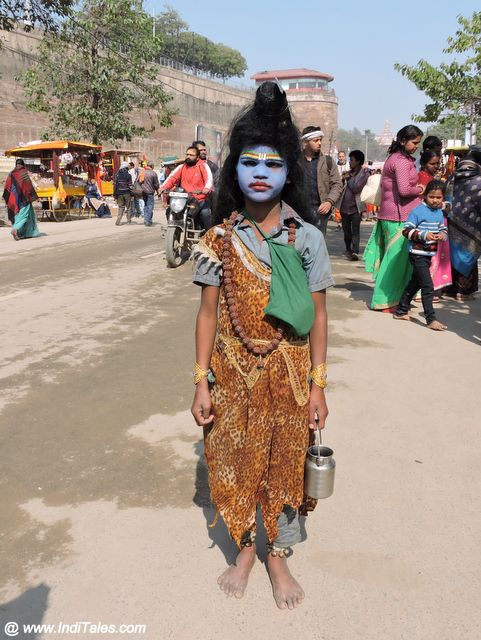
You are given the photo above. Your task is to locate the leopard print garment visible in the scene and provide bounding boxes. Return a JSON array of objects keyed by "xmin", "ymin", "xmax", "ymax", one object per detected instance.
[{"xmin": 195, "ymin": 223, "xmax": 317, "ymax": 547}]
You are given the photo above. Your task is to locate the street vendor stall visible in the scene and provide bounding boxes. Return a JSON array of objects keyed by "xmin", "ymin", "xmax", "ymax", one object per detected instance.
[
  {"xmin": 444, "ymin": 144, "xmax": 470, "ymax": 155},
  {"xmin": 5, "ymin": 141, "xmax": 103, "ymax": 222},
  {"xmin": 161, "ymin": 155, "xmax": 183, "ymax": 182},
  {"xmin": 101, "ymin": 149, "xmax": 141, "ymax": 195},
  {"xmin": 442, "ymin": 145, "xmax": 469, "ymax": 178}
]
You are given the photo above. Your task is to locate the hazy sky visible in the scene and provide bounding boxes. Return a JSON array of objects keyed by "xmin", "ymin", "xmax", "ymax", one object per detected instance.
[{"xmin": 146, "ymin": 0, "xmax": 478, "ymax": 136}]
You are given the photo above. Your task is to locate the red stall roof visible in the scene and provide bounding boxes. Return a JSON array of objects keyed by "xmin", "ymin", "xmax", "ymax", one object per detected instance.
[{"xmin": 251, "ymin": 68, "xmax": 334, "ymax": 82}]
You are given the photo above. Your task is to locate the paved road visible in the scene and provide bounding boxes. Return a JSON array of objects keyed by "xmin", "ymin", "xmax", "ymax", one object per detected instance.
[{"xmin": 0, "ymin": 216, "xmax": 480, "ymax": 640}]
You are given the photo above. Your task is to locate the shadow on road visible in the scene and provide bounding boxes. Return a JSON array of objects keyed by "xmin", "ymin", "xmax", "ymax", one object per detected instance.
[
  {"xmin": 435, "ymin": 298, "xmax": 481, "ymax": 345},
  {"xmin": 192, "ymin": 439, "xmax": 238, "ymax": 565},
  {"xmin": 333, "ymin": 278, "xmax": 373, "ymax": 309},
  {"xmin": 0, "ymin": 583, "xmax": 50, "ymax": 640}
]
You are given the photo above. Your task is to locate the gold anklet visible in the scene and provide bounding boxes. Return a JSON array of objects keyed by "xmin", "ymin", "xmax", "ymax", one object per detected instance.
[{"xmin": 266, "ymin": 544, "xmax": 291, "ymax": 558}]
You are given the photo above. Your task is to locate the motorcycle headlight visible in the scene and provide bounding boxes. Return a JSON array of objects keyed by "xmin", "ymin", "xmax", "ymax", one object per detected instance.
[{"xmin": 170, "ymin": 197, "xmax": 187, "ymax": 214}]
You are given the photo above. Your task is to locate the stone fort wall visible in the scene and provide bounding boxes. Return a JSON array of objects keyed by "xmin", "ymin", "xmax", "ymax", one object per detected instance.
[{"xmin": 0, "ymin": 30, "xmax": 338, "ymax": 161}]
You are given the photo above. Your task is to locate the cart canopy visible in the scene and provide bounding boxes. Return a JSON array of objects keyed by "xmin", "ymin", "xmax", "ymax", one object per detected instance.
[{"xmin": 5, "ymin": 141, "xmax": 102, "ymax": 158}]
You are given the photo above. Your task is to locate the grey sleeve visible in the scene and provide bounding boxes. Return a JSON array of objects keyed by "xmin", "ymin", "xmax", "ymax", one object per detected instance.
[
  {"xmin": 301, "ymin": 224, "xmax": 335, "ymax": 291},
  {"xmin": 192, "ymin": 238, "xmax": 222, "ymax": 287}
]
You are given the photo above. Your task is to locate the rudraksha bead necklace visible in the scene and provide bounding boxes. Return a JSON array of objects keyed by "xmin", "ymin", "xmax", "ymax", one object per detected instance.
[{"xmin": 222, "ymin": 210, "xmax": 296, "ymax": 357}]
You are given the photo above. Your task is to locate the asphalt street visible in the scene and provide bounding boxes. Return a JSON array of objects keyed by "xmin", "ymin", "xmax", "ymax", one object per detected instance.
[{"xmin": 0, "ymin": 214, "xmax": 480, "ymax": 640}]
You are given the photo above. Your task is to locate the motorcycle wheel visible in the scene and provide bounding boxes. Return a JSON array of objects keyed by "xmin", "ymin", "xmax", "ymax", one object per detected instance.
[{"xmin": 165, "ymin": 226, "xmax": 184, "ymax": 268}]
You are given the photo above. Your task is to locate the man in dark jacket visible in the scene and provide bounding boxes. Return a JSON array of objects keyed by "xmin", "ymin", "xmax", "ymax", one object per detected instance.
[
  {"xmin": 140, "ymin": 162, "xmax": 160, "ymax": 226},
  {"xmin": 114, "ymin": 161, "xmax": 133, "ymax": 225}
]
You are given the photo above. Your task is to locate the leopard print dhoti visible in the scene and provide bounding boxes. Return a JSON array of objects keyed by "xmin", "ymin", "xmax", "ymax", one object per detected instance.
[{"xmin": 196, "ymin": 223, "xmax": 317, "ymax": 547}]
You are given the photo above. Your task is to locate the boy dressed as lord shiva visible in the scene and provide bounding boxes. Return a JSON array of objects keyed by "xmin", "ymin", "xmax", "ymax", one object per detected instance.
[{"xmin": 191, "ymin": 82, "xmax": 333, "ymax": 610}]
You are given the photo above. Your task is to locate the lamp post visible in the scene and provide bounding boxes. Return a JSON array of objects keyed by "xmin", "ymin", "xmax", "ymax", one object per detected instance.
[{"xmin": 364, "ymin": 130, "xmax": 369, "ymax": 162}]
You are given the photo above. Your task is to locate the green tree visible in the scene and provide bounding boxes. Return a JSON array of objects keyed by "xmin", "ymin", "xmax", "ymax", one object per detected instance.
[
  {"xmin": 206, "ymin": 43, "xmax": 247, "ymax": 80},
  {"xmin": 177, "ymin": 31, "xmax": 210, "ymax": 70},
  {"xmin": 1, "ymin": 0, "xmax": 74, "ymax": 34},
  {"xmin": 18, "ymin": 0, "xmax": 175, "ymax": 144},
  {"xmin": 338, "ymin": 128, "xmax": 387, "ymax": 161},
  {"xmin": 394, "ymin": 11, "xmax": 481, "ymax": 136},
  {"xmin": 155, "ymin": 6, "xmax": 187, "ymax": 61},
  {"xmin": 155, "ymin": 6, "xmax": 247, "ymax": 79},
  {"xmin": 424, "ymin": 114, "xmax": 467, "ymax": 144}
]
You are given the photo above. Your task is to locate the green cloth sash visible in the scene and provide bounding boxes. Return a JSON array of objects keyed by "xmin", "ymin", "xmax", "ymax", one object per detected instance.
[{"xmin": 243, "ymin": 211, "xmax": 314, "ymax": 336}]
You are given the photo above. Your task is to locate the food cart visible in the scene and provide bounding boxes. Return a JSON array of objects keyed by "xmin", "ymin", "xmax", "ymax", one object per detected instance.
[
  {"xmin": 100, "ymin": 149, "xmax": 141, "ymax": 195},
  {"xmin": 5, "ymin": 140, "xmax": 103, "ymax": 222}
]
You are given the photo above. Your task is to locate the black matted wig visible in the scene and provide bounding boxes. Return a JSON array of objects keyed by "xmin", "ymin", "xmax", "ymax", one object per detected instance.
[{"xmin": 213, "ymin": 82, "xmax": 310, "ymax": 224}]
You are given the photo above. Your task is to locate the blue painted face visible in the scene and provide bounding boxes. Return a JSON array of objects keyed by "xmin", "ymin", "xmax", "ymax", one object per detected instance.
[{"xmin": 236, "ymin": 145, "xmax": 288, "ymax": 203}]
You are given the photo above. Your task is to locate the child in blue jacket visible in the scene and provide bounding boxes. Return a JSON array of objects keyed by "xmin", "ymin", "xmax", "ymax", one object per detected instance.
[{"xmin": 393, "ymin": 180, "xmax": 448, "ymax": 330}]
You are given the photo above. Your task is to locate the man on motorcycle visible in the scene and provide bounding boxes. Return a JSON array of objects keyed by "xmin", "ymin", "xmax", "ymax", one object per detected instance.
[{"xmin": 160, "ymin": 146, "xmax": 213, "ymax": 229}]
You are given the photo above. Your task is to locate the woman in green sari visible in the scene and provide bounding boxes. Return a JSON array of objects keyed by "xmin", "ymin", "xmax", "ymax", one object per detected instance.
[
  {"xmin": 364, "ymin": 126, "xmax": 424, "ymax": 310},
  {"xmin": 3, "ymin": 159, "xmax": 40, "ymax": 241}
]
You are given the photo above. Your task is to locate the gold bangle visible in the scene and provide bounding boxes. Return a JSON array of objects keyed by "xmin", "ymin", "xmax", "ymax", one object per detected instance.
[
  {"xmin": 310, "ymin": 363, "xmax": 327, "ymax": 389},
  {"xmin": 194, "ymin": 362, "xmax": 209, "ymax": 385}
]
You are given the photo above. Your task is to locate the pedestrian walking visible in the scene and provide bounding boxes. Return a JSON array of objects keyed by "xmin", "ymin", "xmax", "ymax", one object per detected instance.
[
  {"xmin": 445, "ymin": 145, "xmax": 481, "ymax": 301},
  {"xmin": 364, "ymin": 125, "xmax": 424, "ymax": 311},
  {"xmin": 301, "ymin": 126, "xmax": 342, "ymax": 238},
  {"xmin": 337, "ymin": 150, "xmax": 347, "ymax": 176},
  {"xmin": 129, "ymin": 162, "xmax": 145, "ymax": 219},
  {"xmin": 3, "ymin": 159, "xmax": 40, "ymax": 241},
  {"xmin": 333, "ymin": 150, "xmax": 348, "ymax": 230},
  {"xmin": 114, "ymin": 161, "xmax": 133, "ymax": 225},
  {"xmin": 393, "ymin": 180, "xmax": 448, "ymax": 330},
  {"xmin": 191, "ymin": 82, "xmax": 333, "ymax": 610},
  {"xmin": 417, "ymin": 150, "xmax": 452, "ymax": 296},
  {"xmin": 338, "ymin": 150, "xmax": 369, "ymax": 260},
  {"xmin": 139, "ymin": 162, "xmax": 159, "ymax": 226}
]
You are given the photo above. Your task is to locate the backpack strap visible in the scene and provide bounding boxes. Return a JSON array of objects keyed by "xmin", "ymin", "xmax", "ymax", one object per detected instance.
[{"xmin": 325, "ymin": 155, "xmax": 333, "ymax": 171}]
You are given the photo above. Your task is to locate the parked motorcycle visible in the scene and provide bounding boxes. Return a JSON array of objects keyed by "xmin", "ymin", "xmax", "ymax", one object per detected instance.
[{"xmin": 164, "ymin": 188, "xmax": 204, "ymax": 268}]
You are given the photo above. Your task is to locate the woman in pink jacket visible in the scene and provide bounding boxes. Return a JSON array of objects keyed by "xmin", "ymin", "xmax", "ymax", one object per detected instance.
[{"xmin": 364, "ymin": 125, "xmax": 424, "ymax": 310}]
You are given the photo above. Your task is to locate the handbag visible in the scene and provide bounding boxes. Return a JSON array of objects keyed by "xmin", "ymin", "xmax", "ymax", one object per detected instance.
[
  {"xmin": 243, "ymin": 212, "xmax": 315, "ymax": 337},
  {"xmin": 360, "ymin": 173, "xmax": 382, "ymax": 206},
  {"xmin": 132, "ymin": 180, "xmax": 144, "ymax": 197}
]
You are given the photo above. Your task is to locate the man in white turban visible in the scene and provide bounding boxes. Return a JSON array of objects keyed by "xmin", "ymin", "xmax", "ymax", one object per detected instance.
[{"xmin": 301, "ymin": 126, "xmax": 342, "ymax": 238}]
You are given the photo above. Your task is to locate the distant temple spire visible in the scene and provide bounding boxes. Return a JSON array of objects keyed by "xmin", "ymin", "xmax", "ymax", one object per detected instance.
[{"xmin": 375, "ymin": 120, "xmax": 395, "ymax": 146}]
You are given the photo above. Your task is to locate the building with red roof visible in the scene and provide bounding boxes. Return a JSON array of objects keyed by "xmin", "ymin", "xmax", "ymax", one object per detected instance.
[{"xmin": 251, "ymin": 68, "xmax": 338, "ymax": 154}]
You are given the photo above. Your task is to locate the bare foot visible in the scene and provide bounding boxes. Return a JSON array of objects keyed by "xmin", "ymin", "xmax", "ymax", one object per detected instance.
[
  {"xmin": 380, "ymin": 306, "xmax": 397, "ymax": 313},
  {"xmin": 217, "ymin": 544, "xmax": 256, "ymax": 599},
  {"xmin": 427, "ymin": 320, "xmax": 447, "ymax": 331},
  {"xmin": 11, "ymin": 229, "xmax": 19, "ymax": 241},
  {"xmin": 393, "ymin": 313, "xmax": 410, "ymax": 321},
  {"xmin": 267, "ymin": 554, "xmax": 305, "ymax": 610}
]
